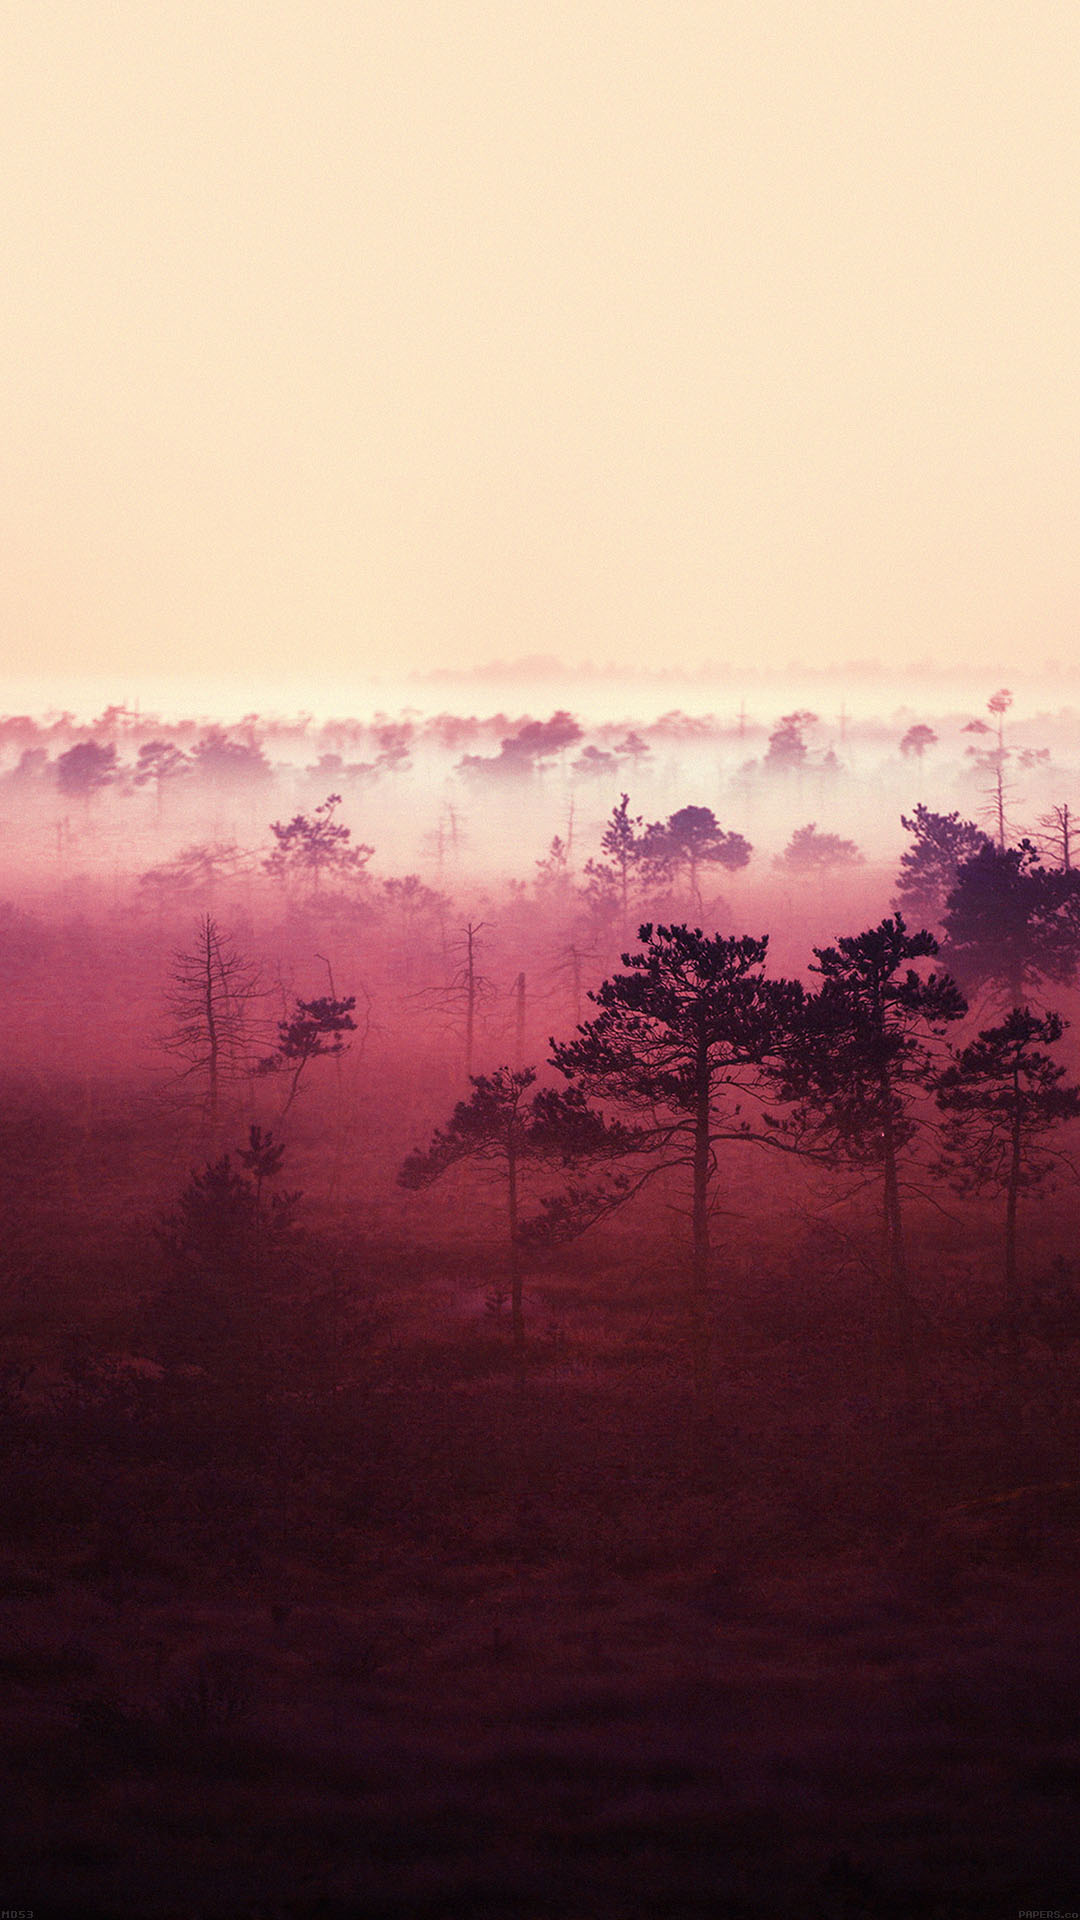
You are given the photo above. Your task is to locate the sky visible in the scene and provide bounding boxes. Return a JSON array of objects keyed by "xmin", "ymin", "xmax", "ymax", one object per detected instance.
[{"xmin": 2, "ymin": 2, "xmax": 1079, "ymax": 715}]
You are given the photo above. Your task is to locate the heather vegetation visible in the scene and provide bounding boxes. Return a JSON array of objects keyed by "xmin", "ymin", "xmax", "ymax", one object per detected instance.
[{"xmin": 2, "ymin": 692, "xmax": 1080, "ymax": 1917}]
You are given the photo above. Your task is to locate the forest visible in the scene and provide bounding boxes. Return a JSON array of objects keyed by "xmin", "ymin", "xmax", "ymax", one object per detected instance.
[{"xmin": 3, "ymin": 687, "xmax": 1080, "ymax": 1918}]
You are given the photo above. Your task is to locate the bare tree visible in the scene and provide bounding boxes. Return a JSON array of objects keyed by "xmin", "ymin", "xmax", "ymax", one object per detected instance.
[
  {"xmin": 452, "ymin": 919, "xmax": 494, "ymax": 1078},
  {"xmin": 1037, "ymin": 803, "xmax": 1076, "ymax": 873},
  {"xmin": 412, "ymin": 917, "xmax": 496, "ymax": 1078},
  {"xmin": 164, "ymin": 915, "xmax": 263, "ymax": 1127},
  {"xmin": 965, "ymin": 689, "xmax": 1015, "ymax": 851},
  {"xmin": 548, "ymin": 939, "xmax": 596, "ymax": 1029}
]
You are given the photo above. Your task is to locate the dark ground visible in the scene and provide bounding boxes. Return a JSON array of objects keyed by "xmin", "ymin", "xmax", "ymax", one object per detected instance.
[{"xmin": 4, "ymin": 1234, "xmax": 1080, "ymax": 1918}]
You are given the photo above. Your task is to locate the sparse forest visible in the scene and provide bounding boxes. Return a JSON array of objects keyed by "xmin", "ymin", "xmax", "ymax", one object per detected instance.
[{"xmin": 3, "ymin": 691, "xmax": 1080, "ymax": 1917}]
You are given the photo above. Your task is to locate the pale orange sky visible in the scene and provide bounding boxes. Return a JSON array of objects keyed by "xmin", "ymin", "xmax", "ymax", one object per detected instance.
[{"xmin": 2, "ymin": 1, "xmax": 1078, "ymax": 712}]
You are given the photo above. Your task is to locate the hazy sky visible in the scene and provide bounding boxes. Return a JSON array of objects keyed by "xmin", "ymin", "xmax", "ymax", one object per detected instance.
[{"xmin": 2, "ymin": 2, "xmax": 1078, "ymax": 710}]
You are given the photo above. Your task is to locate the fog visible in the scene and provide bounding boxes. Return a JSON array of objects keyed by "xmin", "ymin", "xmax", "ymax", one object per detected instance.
[{"xmin": 4, "ymin": 681, "xmax": 1080, "ymax": 1917}]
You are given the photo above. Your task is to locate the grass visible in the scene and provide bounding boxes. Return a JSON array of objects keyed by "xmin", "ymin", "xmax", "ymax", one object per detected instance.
[{"xmin": 2, "ymin": 1099, "xmax": 1080, "ymax": 1917}]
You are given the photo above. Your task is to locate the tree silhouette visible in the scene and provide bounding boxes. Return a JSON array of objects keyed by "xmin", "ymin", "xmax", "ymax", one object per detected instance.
[
  {"xmin": 982, "ymin": 751, "xmax": 1014, "ymax": 854},
  {"xmin": 964, "ymin": 689, "xmax": 1015, "ymax": 850},
  {"xmin": 640, "ymin": 807, "xmax": 752, "ymax": 911},
  {"xmin": 571, "ymin": 745, "xmax": 619, "ymax": 779},
  {"xmin": 190, "ymin": 727, "xmax": 272, "ymax": 786},
  {"xmin": 260, "ymin": 993, "xmax": 357, "ymax": 1119},
  {"xmin": 357, "ymin": 720, "xmax": 413, "ymax": 777},
  {"xmin": 942, "ymin": 840, "xmax": 1080, "ymax": 1007},
  {"xmin": 457, "ymin": 711, "xmax": 583, "ymax": 779},
  {"xmin": 9, "ymin": 746, "xmax": 48, "ymax": 785},
  {"xmin": 894, "ymin": 806, "xmax": 990, "ymax": 929},
  {"xmin": 534, "ymin": 834, "xmax": 573, "ymax": 903},
  {"xmin": 133, "ymin": 739, "xmax": 190, "ymax": 816},
  {"xmin": 55, "ymin": 740, "xmax": 117, "ymax": 804},
  {"xmin": 550, "ymin": 923, "xmax": 799, "ymax": 1364},
  {"xmin": 164, "ymin": 915, "xmax": 263, "ymax": 1127},
  {"xmin": 439, "ymin": 919, "xmax": 496, "ymax": 1079},
  {"xmin": 580, "ymin": 793, "xmax": 646, "ymax": 943},
  {"xmin": 547, "ymin": 938, "xmax": 597, "ymax": 1030},
  {"xmin": 154, "ymin": 1126, "xmax": 301, "ymax": 1381},
  {"xmin": 159, "ymin": 1136, "xmax": 296, "ymax": 1277},
  {"xmin": 264, "ymin": 794, "xmax": 373, "ymax": 898},
  {"xmin": 987, "ymin": 686, "xmax": 1013, "ymax": 746},
  {"xmin": 415, "ymin": 918, "xmax": 498, "ymax": 1079},
  {"xmin": 577, "ymin": 857, "xmax": 622, "ymax": 951},
  {"xmin": 399, "ymin": 1066, "xmax": 625, "ymax": 1363},
  {"xmin": 422, "ymin": 800, "xmax": 467, "ymax": 877},
  {"xmin": 777, "ymin": 823, "xmax": 862, "ymax": 876},
  {"xmin": 381, "ymin": 875, "xmax": 449, "ymax": 983},
  {"xmin": 900, "ymin": 723, "xmax": 937, "ymax": 767},
  {"xmin": 1036, "ymin": 802, "xmax": 1076, "ymax": 873},
  {"xmin": 937, "ymin": 1008, "xmax": 1080, "ymax": 1320},
  {"xmin": 764, "ymin": 710, "xmax": 817, "ymax": 771},
  {"xmin": 778, "ymin": 917, "xmax": 966, "ymax": 1372},
  {"xmin": 139, "ymin": 840, "xmax": 254, "ymax": 909}
]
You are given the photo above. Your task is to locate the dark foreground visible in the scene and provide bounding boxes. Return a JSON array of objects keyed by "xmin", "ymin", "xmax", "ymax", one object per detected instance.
[
  {"xmin": 5, "ymin": 1351, "xmax": 1080, "ymax": 1916},
  {"xmin": 2, "ymin": 1102, "xmax": 1079, "ymax": 1916}
]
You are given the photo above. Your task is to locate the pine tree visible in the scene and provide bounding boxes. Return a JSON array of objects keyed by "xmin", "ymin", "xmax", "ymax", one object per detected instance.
[
  {"xmin": 264, "ymin": 794, "xmax": 373, "ymax": 897},
  {"xmin": 894, "ymin": 806, "xmax": 990, "ymax": 929},
  {"xmin": 937, "ymin": 1008, "xmax": 1080, "ymax": 1319},
  {"xmin": 593, "ymin": 792, "xmax": 645, "ymax": 939},
  {"xmin": 550, "ymin": 923, "xmax": 798, "ymax": 1365},
  {"xmin": 260, "ymin": 993, "xmax": 357, "ymax": 1118},
  {"xmin": 639, "ymin": 807, "xmax": 752, "ymax": 912},
  {"xmin": 778, "ymin": 823, "xmax": 862, "ymax": 876},
  {"xmin": 942, "ymin": 840, "xmax": 1080, "ymax": 1006},
  {"xmin": 778, "ymin": 917, "xmax": 966, "ymax": 1372},
  {"xmin": 399, "ymin": 1066, "xmax": 628, "ymax": 1364}
]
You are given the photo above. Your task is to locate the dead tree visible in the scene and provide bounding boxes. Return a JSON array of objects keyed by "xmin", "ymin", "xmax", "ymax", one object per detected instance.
[{"xmin": 164, "ymin": 915, "xmax": 263, "ymax": 1128}]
